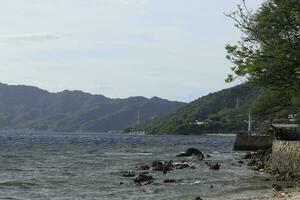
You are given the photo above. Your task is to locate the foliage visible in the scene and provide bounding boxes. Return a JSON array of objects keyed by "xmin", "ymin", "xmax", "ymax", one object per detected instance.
[
  {"xmin": 225, "ymin": 0, "xmax": 300, "ymax": 118},
  {"xmin": 131, "ymin": 85, "xmax": 259, "ymax": 134}
]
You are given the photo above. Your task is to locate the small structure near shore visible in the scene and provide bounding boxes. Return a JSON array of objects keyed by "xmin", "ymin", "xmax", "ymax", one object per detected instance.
[
  {"xmin": 234, "ymin": 123, "xmax": 300, "ymax": 151},
  {"xmin": 272, "ymin": 124, "xmax": 300, "ymax": 141},
  {"xmin": 270, "ymin": 124, "xmax": 300, "ymax": 178},
  {"xmin": 233, "ymin": 132, "xmax": 274, "ymax": 151}
]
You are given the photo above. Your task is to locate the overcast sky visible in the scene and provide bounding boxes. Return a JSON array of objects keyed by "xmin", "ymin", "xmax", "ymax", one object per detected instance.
[{"xmin": 0, "ymin": 0, "xmax": 264, "ymax": 102}]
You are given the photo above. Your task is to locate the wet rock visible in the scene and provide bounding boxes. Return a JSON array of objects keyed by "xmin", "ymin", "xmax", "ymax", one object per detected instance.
[
  {"xmin": 195, "ymin": 197, "xmax": 203, "ymax": 200},
  {"xmin": 272, "ymin": 184, "xmax": 283, "ymax": 191},
  {"xmin": 163, "ymin": 179, "xmax": 176, "ymax": 183},
  {"xmin": 133, "ymin": 174, "xmax": 154, "ymax": 186},
  {"xmin": 173, "ymin": 162, "xmax": 190, "ymax": 170},
  {"xmin": 151, "ymin": 160, "xmax": 173, "ymax": 174},
  {"xmin": 242, "ymin": 152, "xmax": 253, "ymax": 159},
  {"xmin": 209, "ymin": 163, "xmax": 221, "ymax": 170},
  {"xmin": 238, "ymin": 160, "xmax": 244, "ymax": 164},
  {"xmin": 176, "ymin": 148, "xmax": 204, "ymax": 160},
  {"xmin": 210, "ymin": 185, "xmax": 214, "ymax": 189},
  {"xmin": 257, "ymin": 149, "xmax": 267, "ymax": 155},
  {"xmin": 206, "ymin": 154, "xmax": 211, "ymax": 158},
  {"xmin": 247, "ymin": 159, "xmax": 257, "ymax": 166},
  {"xmin": 138, "ymin": 165, "xmax": 150, "ymax": 170},
  {"xmin": 122, "ymin": 171, "xmax": 136, "ymax": 178}
]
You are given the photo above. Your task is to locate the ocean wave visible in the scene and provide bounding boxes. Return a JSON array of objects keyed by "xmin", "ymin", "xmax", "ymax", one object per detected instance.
[
  {"xmin": 104, "ymin": 152, "xmax": 152, "ymax": 156},
  {"xmin": 0, "ymin": 181, "xmax": 37, "ymax": 189}
]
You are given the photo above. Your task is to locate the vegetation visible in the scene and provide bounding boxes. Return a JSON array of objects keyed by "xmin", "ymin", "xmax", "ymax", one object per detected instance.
[
  {"xmin": 127, "ymin": 85, "xmax": 259, "ymax": 134},
  {"xmin": 0, "ymin": 83, "xmax": 185, "ymax": 132},
  {"xmin": 225, "ymin": 0, "xmax": 300, "ymax": 119},
  {"xmin": 127, "ymin": 0, "xmax": 300, "ymax": 135}
]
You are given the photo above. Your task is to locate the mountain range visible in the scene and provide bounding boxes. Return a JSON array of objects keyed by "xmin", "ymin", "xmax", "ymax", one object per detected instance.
[
  {"xmin": 127, "ymin": 85, "xmax": 260, "ymax": 134},
  {"xmin": 0, "ymin": 83, "xmax": 185, "ymax": 132}
]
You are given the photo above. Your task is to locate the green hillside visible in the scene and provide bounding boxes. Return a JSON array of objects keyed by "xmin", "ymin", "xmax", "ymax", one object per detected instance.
[
  {"xmin": 126, "ymin": 85, "xmax": 259, "ymax": 134},
  {"xmin": 0, "ymin": 83, "xmax": 185, "ymax": 132}
]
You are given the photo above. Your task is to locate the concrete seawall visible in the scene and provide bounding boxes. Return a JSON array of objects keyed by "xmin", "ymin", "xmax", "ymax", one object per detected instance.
[
  {"xmin": 271, "ymin": 140, "xmax": 300, "ymax": 176},
  {"xmin": 233, "ymin": 134, "xmax": 274, "ymax": 151}
]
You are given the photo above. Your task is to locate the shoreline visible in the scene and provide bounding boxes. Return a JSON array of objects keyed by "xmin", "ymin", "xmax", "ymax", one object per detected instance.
[
  {"xmin": 206, "ymin": 133, "xmax": 237, "ymax": 137},
  {"xmin": 237, "ymin": 189, "xmax": 300, "ymax": 200}
]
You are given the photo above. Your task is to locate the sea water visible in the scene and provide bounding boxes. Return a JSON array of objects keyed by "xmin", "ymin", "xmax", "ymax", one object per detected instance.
[{"xmin": 0, "ymin": 131, "xmax": 272, "ymax": 200}]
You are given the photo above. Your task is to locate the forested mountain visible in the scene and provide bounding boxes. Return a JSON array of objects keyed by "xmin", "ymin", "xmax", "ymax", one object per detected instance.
[
  {"xmin": 126, "ymin": 85, "xmax": 260, "ymax": 134},
  {"xmin": 0, "ymin": 83, "xmax": 185, "ymax": 132}
]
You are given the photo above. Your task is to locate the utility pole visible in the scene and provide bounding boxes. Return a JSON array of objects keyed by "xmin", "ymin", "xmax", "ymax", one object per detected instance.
[
  {"xmin": 236, "ymin": 98, "xmax": 240, "ymax": 109},
  {"xmin": 137, "ymin": 110, "xmax": 140, "ymax": 125},
  {"xmin": 248, "ymin": 112, "xmax": 252, "ymax": 133}
]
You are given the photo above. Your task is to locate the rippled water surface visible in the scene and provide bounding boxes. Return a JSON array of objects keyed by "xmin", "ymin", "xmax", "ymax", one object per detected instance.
[{"xmin": 0, "ymin": 131, "xmax": 272, "ymax": 200}]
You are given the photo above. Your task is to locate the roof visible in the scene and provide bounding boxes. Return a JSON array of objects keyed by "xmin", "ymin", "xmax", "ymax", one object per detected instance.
[{"xmin": 272, "ymin": 124, "xmax": 300, "ymax": 129}]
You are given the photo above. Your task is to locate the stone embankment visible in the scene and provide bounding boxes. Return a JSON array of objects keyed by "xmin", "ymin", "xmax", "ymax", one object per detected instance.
[{"xmin": 271, "ymin": 140, "xmax": 300, "ymax": 179}]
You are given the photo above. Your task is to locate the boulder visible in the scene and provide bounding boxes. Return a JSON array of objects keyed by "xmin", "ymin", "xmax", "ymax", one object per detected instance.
[
  {"xmin": 176, "ymin": 148, "xmax": 204, "ymax": 160},
  {"xmin": 173, "ymin": 162, "xmax": 190, "ymax": 170},
  {"xmin": 272, "ymin": 184, "xmax": 283, "ymax": 191},
  {"xmin": 163, "ymin": 179, "xmax": 176, "ymax": 183},
  {"xmin": 209, "ymin": 163, "xmax": 221, "ymax": 170},
  {"xmin": 242, "ymin": 152, "xmax": 253, "ymax": 159},
  {"xmin": 122, "ymin": 171, "xmax": 136, "ymax": 178},
  {"xmin": 133, "ymin": 174, "xmax": 154, "ymax": 186},
  {"xmin": 152, "ymin": 160, "xmax": 173, "ymax": 174},
  {"xmin": 138, "ymin": 165, "xmax": 150, "ymax": 170}
]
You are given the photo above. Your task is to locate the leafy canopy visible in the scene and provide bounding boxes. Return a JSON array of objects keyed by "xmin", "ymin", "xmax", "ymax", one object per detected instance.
[{"xmin": 225, "ymin": 0, "xmax": 300, "ymax": 117}]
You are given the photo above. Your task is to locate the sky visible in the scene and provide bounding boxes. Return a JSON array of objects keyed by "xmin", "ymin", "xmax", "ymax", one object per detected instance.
[{"xmin": 0, "ymin": 0, "xmax": 264, "ymax": 102}]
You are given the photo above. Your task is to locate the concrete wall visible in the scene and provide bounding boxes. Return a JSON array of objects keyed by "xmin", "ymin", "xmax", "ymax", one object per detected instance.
[
  {"xmin": 271, "ymin": 140, "xmax": 300, "ymax": 176},
  {"xmin": 233, "ymin": 134, "xmax": 274, "ymax": 151}
]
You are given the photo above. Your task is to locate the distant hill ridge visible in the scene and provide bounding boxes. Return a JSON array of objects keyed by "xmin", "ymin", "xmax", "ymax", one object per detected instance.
[
  {"xmin": 0, "ymin": 83, "xmax": 185, "ymax": 132},
  {"xmin": 128, "ymin": 85, "xmax": 259, "ymax": 134}
]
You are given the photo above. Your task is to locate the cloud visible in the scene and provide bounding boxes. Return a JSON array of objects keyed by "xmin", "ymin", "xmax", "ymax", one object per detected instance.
[{"xmin": 0, "ymin": 33, "xmax": 59, "ymax": 42}]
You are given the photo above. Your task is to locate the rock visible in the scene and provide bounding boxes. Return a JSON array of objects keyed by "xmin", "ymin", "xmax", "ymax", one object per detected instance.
[
  {"xmin": 242, "ymin": 152, "xmax": 253, "ymax": 159},
  {"xmin": 195, "ymin": 197, "xmax": 203, "ymax": 200},
  {"xmin": 138, "ymin": 165, "xmax": 150, "ymax": 170},
  {"xmin": 176, "ymin": 148, "xmax": 204, "ymax": 160},
  {"xmin": 238, "ymin": 160, "xmax": 244, "ymax": 164},
  {"xmin": 152, "ymin": 160, "xmax": 173, "ymax": 174},
  {"xmin": 140, "ymin": 171, "xmax": 150, "ymax": 175},
  {"xmin": 120, "ymin": 182, "xmax": 124, "ymax": 185},
  {"xmin": 257, "ymin": 149, "xmax": 267, "ymax": 155},
  {"xmin": 173, "ymin": 162, "xmax": 190, "ymax": 170},
  {"xmin": 163, "ymin": 179, "xmax": 176, "ymax": 183},
  {"xmin": 133, "ymin": 174, "xmax": 154, "ymax": 186},
  {"xmin": 210, "ymin": 185, "xmax": 214, "ymax": 189},
  {"xmin": 209, "ymin": 163, "xmax": 221, "ymax": 170},
  {"xmin": 247, "ymin": 159, "xmax": 257, "ymax": 166},
  {"xmin": 122, "ymin": 171, "xmax": 136, "ymax": 178},
  {"xmin": 272, "ymin": 184, "xmax": 283, "ymax": 191},
  {"xmin": 206, "ymin": 154, "xmax": 211, "ymax": 158}
]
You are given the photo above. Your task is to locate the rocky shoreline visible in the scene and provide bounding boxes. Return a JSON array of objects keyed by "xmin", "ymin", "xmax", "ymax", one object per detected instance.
[
  {"xmin": 238, "ymin": 149, "xmax": 300, "ymax": 200},
  {"xmin": 117, "ymin": 147, "xmax": 300, "ymax": 200}
]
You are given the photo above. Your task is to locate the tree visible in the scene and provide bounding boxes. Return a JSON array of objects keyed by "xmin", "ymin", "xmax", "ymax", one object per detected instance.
[{"xmin": 225, "ymin": 0, "xmax": 300, "ymax": 118}]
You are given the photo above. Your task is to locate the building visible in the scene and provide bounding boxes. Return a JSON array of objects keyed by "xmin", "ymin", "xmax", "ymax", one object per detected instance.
[{"xmin": 271, "ymin": 124, "xmax": 300, "ymax": 141}]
